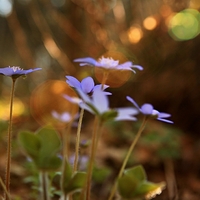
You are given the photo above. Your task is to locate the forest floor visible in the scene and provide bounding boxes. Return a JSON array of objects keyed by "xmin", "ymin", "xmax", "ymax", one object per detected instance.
[{"xmin": 0, "ymin": 119, "xmax": 200, "ymax": 200}]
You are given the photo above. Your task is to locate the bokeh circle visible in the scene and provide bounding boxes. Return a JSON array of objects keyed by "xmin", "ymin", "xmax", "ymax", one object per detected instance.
[{"xmin": 30, "ymin": 80, "xmax": 78, "ymax": 129}]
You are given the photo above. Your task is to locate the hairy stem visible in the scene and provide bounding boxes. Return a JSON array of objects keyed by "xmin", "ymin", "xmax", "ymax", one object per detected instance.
[
  {"xmin": 101, "ymin": 71, "xmax": 109, "ymax": 90},
  {"xmin": 108, "ymin": 117, "xmax": 148, "ymax": 200},
  {"xmin": 61, "ymin": 121, "xmax": 72, "ymax": 199},
  {"xmin": 73, "ymin": 108, "xmax": 84, "ymax": 172},
  {"xmin": 40, "ymin": 171, "xmax": 50, "ymax": 200},
  {"xmin": 4, "ymin": 78, "xmax": 16, "ymax": 199},
  {"xmin": 86, "ymin": 116, "xmax": 101, "ymax": 200}
]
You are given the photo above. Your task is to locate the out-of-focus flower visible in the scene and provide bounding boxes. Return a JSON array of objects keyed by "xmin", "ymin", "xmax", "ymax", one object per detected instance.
[
  {"xmin": 126, "ymin": 96, "xmax": 173, "ymax": 124},
  {"xmin": 51, "ymin": 110, "xmax": 79, "ymax": 127},
  {"xmin": 52, "ymin": 110, "xmax": 76, "ymax": 123},
  {"xmin": 0, "ymin": 66, "xmax": 41, "ymax": 79},
  {"xmin": 74, "ymin": 57, "xmax": 143, "ymax": 73},
  {"xmin": 78, "ymin": 89, "xmax": 138, "ymax": 122}
]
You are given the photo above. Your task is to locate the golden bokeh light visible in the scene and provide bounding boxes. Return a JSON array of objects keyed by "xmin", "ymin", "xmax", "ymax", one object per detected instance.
[
  {"xmin": 128, "ymin": 26, "xmax": 143, "ymax": 43},
  {"xmin": 190, "ymin": 0, "xmax": 200, "ymax": 9},
  {"xmin": 94, "ymin": 51, "xmax": 132, "ymax": 88},
  {"xmin": 0, "ymin": 98, "xmax": 25, "ymax": 120},
  {"xmin": 30, "ymin": 80, "xmax": 78, "ymax": 129},
  {"xmin": 113, "ymin": 0, "xmax": 125, "ymax": 22},
  {"xmin": 143, "ymin": 16, "xmax": 157, "ymax": 30},
  {"xmin": 160, "ymin": 5, "xmax": 172, "ymax": 18}
]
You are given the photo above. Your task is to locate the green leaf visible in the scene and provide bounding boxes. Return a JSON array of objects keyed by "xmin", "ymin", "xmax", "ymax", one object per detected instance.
[
  {"xmin": 118, "ymin": 165, "xmax": 165, "ymax": 199},
  {"xmin": 37, "ymin": 125, "xmax": 61, "ymax": 156},
  {"xmin": 118, "ymin": 175, "xmax": 138, "ymax": 199},
  {"xmin": 19, "ymin": 126, "xmax": 62, "ymax": 171},
  {"xmin": 134, "ymin": 181, "xmax": 165, "ymax": 199},
  {"xmin": 18, "ymin": 131, "xmax": 40, "ymax": 160},
  {"xmin": 36, "ymin": 155, "xmax": 62, "ymax": 170},
  {"xmin": 124, "ymin": 165, "xmax": 147, "ymax": 182},
  {"xmin": 92, "ymin": 166, "xmax": 111, "ymax": 183},
  {"xmin": 72, "ymin": 192, "xmax": 82, "ymax": 200},
  {"xmin": 64, "ymin": 172, "xmax": 86, "ymax": 194},
  {"xmin": 101, "ymin": 110, "xmax": 118, "ymax": 122},
  {"xmin": 62, "ymin": 159, "xmax": 73, "ymax": 191}
]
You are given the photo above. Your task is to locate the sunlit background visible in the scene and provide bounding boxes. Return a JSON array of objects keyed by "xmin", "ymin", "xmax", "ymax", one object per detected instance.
[{"xmin": 0, "ymin": 0, "xmax": 200, "ymax": 199}]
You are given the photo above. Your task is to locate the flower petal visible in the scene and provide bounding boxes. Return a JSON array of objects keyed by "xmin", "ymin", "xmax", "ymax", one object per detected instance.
[
  {"xmin": 117, "ymin": 61, "xmax": 134, "ymax": 71},
  {"xmin": 141, "ymin": 104, "xmax": 154, "ymax": 115},
  {"xmin": 158, "ymin": 112, "xmax": 171, "ymax": 119},
  {"xmin": 76, "ymin": 88, "xmax": 91, "ymax": 103},
  {"xmin": 0, "ymin": 67, "xmax": 41, "ymax": 77},
  {"xmin": 126, "ymin": 96, "xmax": 141, "ymax": 110},
  {"xmin": 63, "ymin": 94, "xmax": 82, "ymax": 104},
  {"xmin": 92, "ymin": 90, "xmax": 109, "ymax": 113},
  {"xmin": 74, "ymin": 57, "xmax": 101, "ymax": 66},
  {"xmin": 115, "ymin": 107, "xmax": 138, "ymax": 121},
  {"xmin": 132, "ymin": 65, "xmax": 143, "ymax": 71},
  {"xmin": 157, "ymin": 118, "xmax": 173, "ymax": 124},
  {"xmin": 66, "ymin": 76, "xmax": 81, "ymax": 89},
  {"xmin": 79, "ymin": 102, "xmax": 94, "ymax": 114},
  {"xmin": 81, "ymin": 77, "xmax": 94, "ymax": 93},
  {"xmin": 22, "ymin": 68, "xmax": 42, "ymax": 75}
]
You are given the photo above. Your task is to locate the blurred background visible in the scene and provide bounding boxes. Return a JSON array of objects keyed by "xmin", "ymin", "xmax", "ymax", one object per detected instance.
[{"xmin": 0, "ymin": 0, "xmax": 200, "ymax": 199}]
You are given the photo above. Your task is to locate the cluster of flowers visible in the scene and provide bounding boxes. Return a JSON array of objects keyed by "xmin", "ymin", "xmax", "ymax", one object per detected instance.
[
  {"xmin": 65, "ymin": 56, "xmax": 173, "ymax": 124},
  {"xmin": 0, "ymin": 58, "xmax": 172, "ymax": 124},
  {"xmin": 0, "ymin": 55, "xmax": 173, "ymax": 200}
]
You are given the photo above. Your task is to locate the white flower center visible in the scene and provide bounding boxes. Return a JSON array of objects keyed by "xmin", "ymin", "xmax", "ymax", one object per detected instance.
[
  {"xmin": 98, "ymin": 57, "xmax": 119, "ymax": 69},
  {"xmin": 152, "ymin": 109, "xmax": 159, "ymax": 117},
  {"xmin": 10, "ymin": 66, "xmax": 23, "ymax": 72}
]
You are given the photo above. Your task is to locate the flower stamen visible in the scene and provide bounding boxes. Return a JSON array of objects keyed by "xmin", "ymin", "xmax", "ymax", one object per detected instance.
[
  {"xmin": 98, "ymin": 56, "xmax": 119, "ymax": 69},
  {"xmin": 9, "ymin": 66, "xmax": 23, "ymax": 72}
]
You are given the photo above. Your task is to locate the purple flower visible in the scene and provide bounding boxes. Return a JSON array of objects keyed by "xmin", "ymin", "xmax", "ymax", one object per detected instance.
[
  {"xmin": 74, "ymin": 57, "xmax": 143, "ymax": 73},
  {"xmin": 78, "ymin": 89, "xmax": 138, "ymax": 122},
  {"xmin": 0, "ymin": 66, "xmax": 42, "ymax": 79},
  {"xmin": 52, "ymin": 111, "xmax": 78, "ymax": 123},
  {"xmin": 66, "ymin": 75, "xmax": 109, "ymax": 94},
  {"xmin": 126, "ymin": 96, "xmax": 173, "ymax": 124}
]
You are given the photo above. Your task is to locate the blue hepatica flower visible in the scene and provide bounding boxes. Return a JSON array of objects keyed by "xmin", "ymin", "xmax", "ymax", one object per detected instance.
[
  {"xmin": 78, "ymin": 88, "xmax": 138, "ymax": 122},
  {"xmin": 126, "ymin": 96, "xmax": 173, "ymax": 124},
  {"xmin": 66, "ymin": 75, "xmax": 111, "ymax": 97},
  {"xmin": 74, "ymin": 56, "xmax": 143, "ymax": 73},
  {"xmin": 0, "ymin": 66, "xmax": 42, "ymax": 79},
  {"xmin": 52, "ymin": 110, "xmax": 78, "ymax": 123}
]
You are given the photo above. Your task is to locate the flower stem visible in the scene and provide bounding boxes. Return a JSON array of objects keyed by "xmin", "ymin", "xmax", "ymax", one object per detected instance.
[
  {"xmin": 0, "ymin": 177, "xmax": 11, "ymax": 200},
  {"xmin": 40, "ymin": 171, "xmax": 50, "ymax": 200},
  {"xmin": 108, "ymin": 117, "xmax": 148, "ymax": 200},
  {"xmin": 73, "ymin": 108, "xmax": 84, "ymax": 172},
  {"xmin": 101, "ymin": 71, "xmax": 109, "ymax": 90},
  {"xmin": 61, "ymin": 121, "xmax": 72, "ymax": 199},
  {"xmin": 4, "ymin": 78, "xmax": 17, "ymax": 199},
  {"xmin": 86, "ymin": 116, "xmax": 101, "ymax": 200}
]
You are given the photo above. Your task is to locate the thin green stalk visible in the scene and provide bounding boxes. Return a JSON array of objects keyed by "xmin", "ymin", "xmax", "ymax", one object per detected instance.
[
  {"xmin": 101, "ymin": 71, "xmax": 109, "ymax": 90},
  {"xmin": 94, "ymin": 121, "xmax": 104, "ymax": 153},
  {"xmin": 108, "ymin": 117, "xmax": 148, "ymax": 200},
  {"xmin": 0, "ymin": 177, "xmax": 11, "ymax": 200},
  {"xmin": 63, "ymin": 121, "xmax": 72, "ymax": 159},
  {"xmin": 4, "ymin": 78, "xmax": 17, "ymax": 199},
  {"xmin": 61, "ymin": 121, "xmax": 73, "ymax": 200},
  {"xmin": 40, "ymin": 171, "xmax": 50, "ymax": 200},
  {"xmin": 86, "ymin": 116, "xmax": 101, "ymax": 200},
  {"xmin": 73, "ymin": 108, "xmax": 85, "ymax": 172}
]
